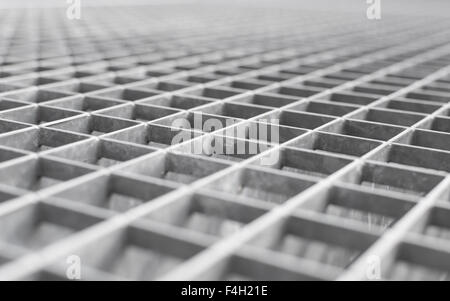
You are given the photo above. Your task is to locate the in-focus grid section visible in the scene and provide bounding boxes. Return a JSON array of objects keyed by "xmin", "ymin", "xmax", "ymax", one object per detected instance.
[{"xmin": 0, "ymin": 1, "xmax": 450, "ymax": 281}]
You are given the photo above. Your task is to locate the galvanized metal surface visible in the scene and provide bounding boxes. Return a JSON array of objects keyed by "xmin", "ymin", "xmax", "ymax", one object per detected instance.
[{"xmin": 0, "ymin": 3, "xmax": 450, "ymax": 280}]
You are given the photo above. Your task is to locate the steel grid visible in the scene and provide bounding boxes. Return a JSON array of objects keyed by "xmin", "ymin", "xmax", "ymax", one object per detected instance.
[{"xmin": 0, "ymin": 4, "xmax": 450, "ymax": 281}]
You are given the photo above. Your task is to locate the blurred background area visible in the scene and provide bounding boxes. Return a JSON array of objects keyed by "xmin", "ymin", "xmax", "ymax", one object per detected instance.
[{"xmin": 0, "ymin": 0, "xmax": 448, "ymax": 18}]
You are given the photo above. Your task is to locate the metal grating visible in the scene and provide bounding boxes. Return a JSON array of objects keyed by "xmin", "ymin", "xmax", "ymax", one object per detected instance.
[{"xmin": 1, "ymin": 2, "xmax": 450, "ymax": 281}]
